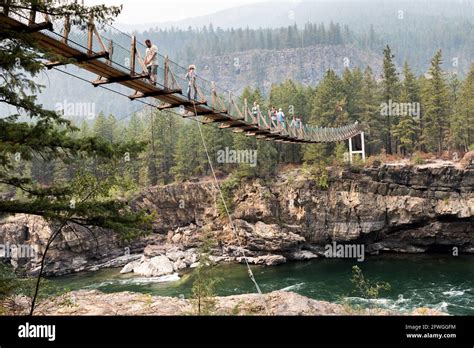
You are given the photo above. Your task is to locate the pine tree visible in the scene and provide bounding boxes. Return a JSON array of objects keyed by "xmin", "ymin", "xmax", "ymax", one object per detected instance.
[
  {"xmin": 393, "ymin": 62, "xmax": 419, "ymax": 154},
  {"xmin": 360, "ymin": 67, "xmax": 383, "ymax": 155},
  {"xmin": 303, "ymin": 70, "xmax": 344, "ymax": 164},
  {"xmin": 452, "ymin": 64, "xmax": 474, "ymax": 151},
  {"xmin": 381, "ymin": 45, "xmax": 400, "ymax": 154},
  {"xmin": 342, "ymin": 68, "xmax": 365, "ymax": 123},
  {"xmin": 203, "ymin": 122, "xmax": 233, "ymax": 174},
  {"xmin": 171, "ymin": 121, "xmax": 204, "ymax": 181},
  {"xmin": 422, "ymin": 50, "xmax": 450, "ymax": 154},
  {"xmin": 30, "ymin": 154, "xmax": 55, "ymax": 186},
  {"xmin": 93, "ymin": 112, "xmax": 113, "ymax": 142},
  {"xmin": 191, "ymin": 228, "xmax": 221, "ymax": 315},
  {"xmin": 446, "ymin": 73, "xmax": 461, "ymax": 151},
  {"xmin": 123, "ymin": 112, "xmax": 146, "ymax": 185}
]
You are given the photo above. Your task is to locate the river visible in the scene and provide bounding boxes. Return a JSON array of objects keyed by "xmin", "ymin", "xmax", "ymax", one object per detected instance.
[{"xmin": 49, "ymin": 254, "xmax": 474, "ymax": 315}]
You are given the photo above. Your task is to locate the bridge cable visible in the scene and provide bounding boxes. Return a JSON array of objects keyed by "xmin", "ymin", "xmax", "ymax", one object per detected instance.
[
  {"xmin": 191, "ymin": 100, "xmax": 270, "ymax": 315},
  {"xmin": 51, "ymin": 66, "xmax": 270, "ymax": 312}
]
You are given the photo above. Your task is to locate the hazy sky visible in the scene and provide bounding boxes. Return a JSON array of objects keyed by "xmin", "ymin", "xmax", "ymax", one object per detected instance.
[{"xmin": 84, "ymin": 0, "xmax": 269, "ymax": 24}]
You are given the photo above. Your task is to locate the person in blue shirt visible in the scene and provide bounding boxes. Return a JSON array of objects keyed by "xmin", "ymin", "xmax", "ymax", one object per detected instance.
[{"xmin": 277, "ymin": 108, "xmax": 285, "ymax": 130}]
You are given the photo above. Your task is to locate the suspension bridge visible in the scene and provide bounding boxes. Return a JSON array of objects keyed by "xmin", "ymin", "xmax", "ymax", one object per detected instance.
[{"xmin": 1, "ymin": 3, "xmax": 364, "ymax": 146}]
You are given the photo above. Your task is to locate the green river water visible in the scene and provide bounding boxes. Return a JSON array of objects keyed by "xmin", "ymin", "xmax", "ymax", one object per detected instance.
[{"xmin": 49, "ymin": 254, "xmax": 474, "ymax": 315}]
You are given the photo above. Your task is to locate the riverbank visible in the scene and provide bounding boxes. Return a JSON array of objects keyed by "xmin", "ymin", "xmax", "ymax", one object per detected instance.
[
  {"xmin": 46, "ymin": 255, "xmax": 474, "ymax": 315},
  {"xmin": 29, "ymin": 289, "xmax": 445, "ymax": 316}
]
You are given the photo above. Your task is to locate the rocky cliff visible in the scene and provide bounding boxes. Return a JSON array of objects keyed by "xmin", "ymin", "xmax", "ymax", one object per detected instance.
[
  {"xmin": 133, "ymin": 162, "xmax": 473, "ymax": 258},
  {"xmin": 197, "ymin": 44, "xmax": 383, "ymax": 95},
  {"xmin": 1, "ymin": 161, "xmax": 472, "ymax": 275}
]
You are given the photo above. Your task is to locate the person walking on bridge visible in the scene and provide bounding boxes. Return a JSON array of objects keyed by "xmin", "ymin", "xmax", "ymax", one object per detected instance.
[
  {"xmin": 252, "ymin": 101, "xmax": 259, "ymax": 122},
  {"xmin": 270, "ymin": 106, "xmax": 277, "ymax": 128},
  {"xmin": 290, "ymin": 115, "xmax": 297, "ymax": 128},
  {"xmin": 144, "ymin": 39, "xmax": 158, "ymax": 86},
  {"xmin": 277, "ymin": 108, "xmax": 286, "ymax": 131},
  {"xmin": 186, "ymin": 64, "xmax": 198, "ymax": 100}
]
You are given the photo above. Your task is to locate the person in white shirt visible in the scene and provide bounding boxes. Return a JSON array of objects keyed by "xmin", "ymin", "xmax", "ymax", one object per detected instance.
[
  {"xmin": 270, "ymin": 106, "xmax": 277, "ymax": 127},
  {"xmin": 185, "ymin": 64, "xmax": 197, "ymax": 100},
  {"xmin": 290, "ymin": 116, "xmax": 297, "ymax": 128},
  {"xmin": 144, "ymin": 39, "xmax": 158, "ymax": 86},
  {"xmin": 252, "ymin": 101, "xmax": 259, "ymax": 121}
]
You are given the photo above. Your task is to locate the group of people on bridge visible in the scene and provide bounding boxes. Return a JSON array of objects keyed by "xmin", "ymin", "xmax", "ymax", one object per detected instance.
[
  {"xmin": 252, "ymin": 102, "xmax": 303, "ymax": 132},
  {"xmin": 144, "ymin": 38, "xmax": 319, "ymax": 139},
  {"xmin": 144, "ymin": 38, "xmax": 198, "ymax": 100}
]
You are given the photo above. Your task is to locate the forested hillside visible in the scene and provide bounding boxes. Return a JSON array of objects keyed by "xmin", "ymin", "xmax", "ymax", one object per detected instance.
[{"xmin": 23, "ymin": 48, "xmax": 474, "ymax": 190}]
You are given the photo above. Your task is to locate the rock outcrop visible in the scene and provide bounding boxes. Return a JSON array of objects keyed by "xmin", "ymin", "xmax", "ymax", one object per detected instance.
[
  {"xmin": 31, "ymin": 290, "xmax": 445, "ymax": 316},
  {"xmin": 120, "ymin": 246, "xmax": 199, "ymax": 276},
  {"xmin": 0, "ymin": 214, "xmax": 147, "ymax": 276},
  {"xmin": 197, "ymin": 45, "xmax": 383, "ymax": 95}
]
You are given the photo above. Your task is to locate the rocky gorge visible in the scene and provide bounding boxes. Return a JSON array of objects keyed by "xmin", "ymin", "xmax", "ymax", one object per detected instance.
[{"xmin": 0, "ymin": 158, "xmax": 472, "ymax": 278}]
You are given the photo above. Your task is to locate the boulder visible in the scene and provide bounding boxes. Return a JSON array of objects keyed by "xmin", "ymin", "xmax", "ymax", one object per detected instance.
[
  {"xmin": 166, "ymin": 249, "xmax": 186, "ymax": 262},
  {"xmin": 171, "ymin": 233, "xmax": 182, "ymax": 244},
  {"xmin": 257, "ymin": 254, "xmax": 286, "ymax": 266},
  {"xmin": 230, "ymin": 220, "xmax": 305, "ymax": 252},
  {"xmin": 285, "ymin": 250, "xmax": 318, "ymax": 261},
  {"xmin": 237, "ymin": 254, "xmax": 286, "ymax": 266},
  {"xmin": 120, "ymin": 261, "xmax": 137, "ymax": 274},
  {"xmin": 173, "ymin": 259, "xmax": 187, "ymax": 271},
  {"xmin": 133, "ymin": 255, "xmax": 174, "ymax": 277},
  {"xmin": 144, "ymin": 244, "xmax": 166, "ymax": 257},
  {"xmin": 190, "ymin": 262, "xmax": 200, "ymax": 268},
  {"xmin": 183, "ymin": 251, "xmax": 198, "ymax": 266}
]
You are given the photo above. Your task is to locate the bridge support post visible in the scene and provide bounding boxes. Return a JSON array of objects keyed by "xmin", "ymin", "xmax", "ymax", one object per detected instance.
[
  {"xmin": 164, "ymin": 56, "xmax": 169, "ymax": 88},
  {"xmin": 107, "ymin": 39, "xmax": 113, "ymax": 65},
  {"xmin": 348, "ymin": 131, "xmax": 366, "ymax": 163},
  {"xmin": 130, "ymin": 36, "xmax": 136, "ymax": 75},
  {"xmin": 87, "ymin": 14, "xmax": 94, "ymax": 54},
  {"xmin": 2, "ymin": 0, "xmax": 11, "ymax": 16},
  {"xmin": 28, "ymin": 5, "xmax": 37, "ymax": 26},
  {"xmin": 63, "ymin": 15, "xmax": 71, "ymax": 44}
]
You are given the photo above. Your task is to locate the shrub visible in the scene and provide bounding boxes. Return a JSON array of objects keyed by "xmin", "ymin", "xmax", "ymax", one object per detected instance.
[
  {"xmin": 411, "ymin": 152, "xmax": 426, "ymax": 165},
  {"xmin": 217, "ymin": 174, "xmax": 241, "ymax": 217},
  {"xmin": 0, "ymin": 263, "xmax": 59, "ymax": 315},
  {"xmin": 351, "ymin": 265, "xmax": 391, "ymax": 314},
  {"xmin": 303, "ymin": 162, "xmax": 329, "ymax": 189},
  {"xmin": 191, "ymin": 229, "xmax": 222, "ymax": 315}
]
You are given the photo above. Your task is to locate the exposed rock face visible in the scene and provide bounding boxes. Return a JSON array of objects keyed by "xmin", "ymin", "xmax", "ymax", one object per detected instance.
[
  {"xmin": 1, "ymin": 162, "xmax": 472, "ymax": 275},
  {"xmin": 197, "ymin": 45, "xmax": 383, "ymax": 95},
  {"xmin": 237, "ymin": 254, "xmax": 287, "ymax": 266},
  {"xmin": 32, "ymin": 290, "xmax": 445, "ymax": 316},
  {"xmin": 0, "ymin": 214, "xmax": 146, "ymax": 276},
  {"xmin": 133, "ymin": 163, "xmax": 473, "ymax": 255},
  {"xmin": 231, "ymin": 220, "xmax": 305, "ymax": 252}
]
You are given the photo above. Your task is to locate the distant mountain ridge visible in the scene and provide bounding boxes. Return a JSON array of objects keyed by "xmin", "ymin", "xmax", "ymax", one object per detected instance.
[{"xmin": 119, "ymin": 0, "xmax": 472, "ymax": 32}]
